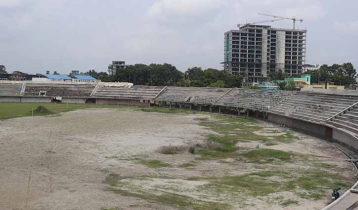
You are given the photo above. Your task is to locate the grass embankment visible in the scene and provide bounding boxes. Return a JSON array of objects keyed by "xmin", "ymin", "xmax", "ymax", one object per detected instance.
[{"xmin": 0, "ymin": 103, "xmax": 138, "ymax": 120}]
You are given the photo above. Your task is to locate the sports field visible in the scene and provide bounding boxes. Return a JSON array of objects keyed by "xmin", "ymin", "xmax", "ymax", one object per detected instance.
[{"xmin": 0, "ymin": 104, "xmax": 355, "ymax": 210}]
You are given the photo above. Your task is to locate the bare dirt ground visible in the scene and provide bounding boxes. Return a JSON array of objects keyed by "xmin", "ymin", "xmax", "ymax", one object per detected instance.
[{"xmin": 0, "ymin": 108, "xmax": 356, "ymax": 210}]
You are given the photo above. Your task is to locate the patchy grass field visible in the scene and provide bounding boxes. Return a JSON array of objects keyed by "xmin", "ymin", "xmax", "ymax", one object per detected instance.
[
  {"xmin": 0, "ymin": 105, "xmax": 355, "ymax": 210},
  {"xmin": 0, "ymin": 103, "xmax": 136, "ymax": 120}
]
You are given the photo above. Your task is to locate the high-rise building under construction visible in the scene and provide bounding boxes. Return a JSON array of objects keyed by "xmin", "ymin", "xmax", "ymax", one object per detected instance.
[{"xmin": 223, "ymin": 24, "xmax": 307, "ymax": 84}]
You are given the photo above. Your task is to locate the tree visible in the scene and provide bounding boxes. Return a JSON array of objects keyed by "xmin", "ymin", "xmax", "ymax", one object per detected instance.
[
  {"xmin": 308, "ymin": 63, "xmax": 356, "ymax": 86},
  {"xmin": 285, "ymin": 81, "xmax": 297, "ymax": 91},
  {"xmin": 268, "ymin": 69, "xmax": 286, "ymax": 81},
  {"xmin": 210, "ymin": 80, "xmax": 226, "ymax": 88}
]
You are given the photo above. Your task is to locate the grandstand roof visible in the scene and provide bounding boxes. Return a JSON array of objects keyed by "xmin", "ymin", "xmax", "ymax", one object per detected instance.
[
  {"xmin": 74, "ymin": 75, "xmax": 96, "ymax": 81},
  {"xmin": 44, "ymin": 74, "xmax": 72, "ymax": 80}
]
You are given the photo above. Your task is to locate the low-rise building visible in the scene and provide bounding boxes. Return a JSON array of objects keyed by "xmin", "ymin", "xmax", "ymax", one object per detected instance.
[
  {"xmin": 73, "ymin": 75, "xmax": 97, "ymax": 82},
  {"xmin": 285, "ymin": 74, "xmax": 311, "ymax": 85},
  {"xmin": 43, "ymin": 74, "xmax": 72, "ymax": 81}
]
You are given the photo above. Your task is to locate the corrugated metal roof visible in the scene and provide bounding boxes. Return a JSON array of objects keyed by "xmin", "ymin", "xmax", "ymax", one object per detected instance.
[
  {"xmin": 74, "ymin": 75, "xmax": 96, "ymax": 80},
  {"xmin": 44, "ymin": 74, "xmax": 72, "ymax": 80}
]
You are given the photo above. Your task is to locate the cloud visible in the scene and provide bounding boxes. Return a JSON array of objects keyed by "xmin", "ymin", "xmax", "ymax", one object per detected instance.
[
  {"xmin": 0, "ymin": 0, "xmax": 23, "ymax": 8},
  {"xmin": 147, "ymin": 0, "xmax": 228, "ymax": 22},
  {"xmin": 237, "ymin": 0, "xmax": 324, "ymax": 21},
  {"xmin": 333, "ymin": 21, "xmax": 358, "ymax": 33}
]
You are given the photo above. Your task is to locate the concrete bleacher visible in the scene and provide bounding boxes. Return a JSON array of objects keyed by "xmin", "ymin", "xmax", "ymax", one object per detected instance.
[
  {"xmin": 269, "ymin": 92, "xmax": 358, "ymax": 123},
  {"xmin": 93, "ymin": 85, "xmax": 163, "ymax": 100},
  {"xmin": 215, "ymin": 89, "xmax": 294, "ymax": 111},
  {"xmin": 0, "ymin": 83, "xmax": 23, "ymax": 96},
  {"xmin": 24, "ymin": 83, "xmax": 95, "ymax": 97},
  {"xmin": 327, "ymin": 105, "xmax": 358, "ymax": 136},
  {"xmin": 156, "ymin": 87, "xmax": 228, "ymax": 104}
]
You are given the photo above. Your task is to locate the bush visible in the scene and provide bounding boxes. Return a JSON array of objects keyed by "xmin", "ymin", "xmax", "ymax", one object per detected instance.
[
  {"xmin": 249, "ymin": 85, "xmax": 261, "ymax": 89},
  {"xmin": 189, "ymin": 147, "xmax": 195, "ymax": 154}
]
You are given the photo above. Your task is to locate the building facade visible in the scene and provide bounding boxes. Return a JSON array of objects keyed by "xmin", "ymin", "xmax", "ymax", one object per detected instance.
[
  {"xmin": 224, "ymin": 24, "xmax": 307, "ymax": 84},
  {"xmin": 108, "ymin": 61, "xmax": 126, "ymax": 75}
]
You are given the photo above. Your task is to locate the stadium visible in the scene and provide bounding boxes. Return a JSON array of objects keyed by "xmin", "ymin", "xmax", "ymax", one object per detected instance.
[{"xmin": 1, "ymin": 80, "xmax": 358, "ymax": 210}]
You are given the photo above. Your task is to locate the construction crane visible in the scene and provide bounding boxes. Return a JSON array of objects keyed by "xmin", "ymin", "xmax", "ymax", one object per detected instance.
[
  {"xmin": 237, "ymin": 18, "xmax": 284, "ymax": 29},
  {"xmin": 258, "ymin": 13, "xmax": 303, "ymax": 30}
]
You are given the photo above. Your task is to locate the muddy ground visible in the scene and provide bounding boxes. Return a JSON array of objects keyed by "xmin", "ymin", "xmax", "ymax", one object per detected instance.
[{"xmin": 0, "ymin": 108, "xmax": 356, "ymax": 210}]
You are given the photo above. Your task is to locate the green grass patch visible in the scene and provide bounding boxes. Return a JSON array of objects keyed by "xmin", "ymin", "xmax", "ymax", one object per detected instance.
[
  {"xmin": 314, "ymin": 162, "xmax": 334, "ymax": 169},
  {"xmin": 274, "ymin": 131, "xmax": 299, "ymax": 143},
  {"xmin": 196, "ymin": 115, "xmax": 276, "ymax": 159},
  {"xmin": 140, "ymin": 159, "xmax": 170, "ymax": 168},
  {"xmin": 198, "ymin": 169, "xmax": 349, "ymax": 199},
  {"xmin": 285, "ymin": 170, "xmax": 348, "ymax": 191},
  {"xmin": 106, "ymin": 187, "xmax": 231, "ymax": 210},
  {"xmin": 281, "ymin": 199, "xmax": 299, "ymax": 207},
  {"xmin": 141, "ymin": 107, "xmax": 197, "ymax": 114},
  {"xmin": 0, "ymin": 103, "xmax": 136, "ymax": 120},
  {"xmin": 243, "ymin": 149, "xmax": 293, "ymax": 163},
  {"xmin": 201, "ymin": 171, "xmax": 287, "ymax": 197}
]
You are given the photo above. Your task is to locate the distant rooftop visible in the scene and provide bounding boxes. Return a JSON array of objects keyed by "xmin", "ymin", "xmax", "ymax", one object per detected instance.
[
  {"xmin": 74, "ymin": 75, "xmax": 96, "ymax": 81},
  {"xmin": 44, "ymin": 74, "xmax": 72, "ymax": 80}
]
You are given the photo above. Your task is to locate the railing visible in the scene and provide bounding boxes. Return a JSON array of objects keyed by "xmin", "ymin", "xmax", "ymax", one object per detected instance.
[
  {"xmin": 20, "ymin": 82, "xmax": 26, "ymax": 96},
  {"xmin": 214, "ymin": 88, "xmax": 235, "ymax": 104},
  {"xmin": 326, "ymin": 101, "xmax": 358, "ymax": 122},
  {"xmin": 154, "ymin": 86, "xmax": 168, "ymax": 100},
  {"xmin": 90, "ymin": 83, "xmax": 100, "ymax": 96}
]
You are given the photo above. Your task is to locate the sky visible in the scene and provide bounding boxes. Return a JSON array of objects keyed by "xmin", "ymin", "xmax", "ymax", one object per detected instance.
[{"xmin": 0, "ymin": 0, "xmax": 357, "ymax": 74}]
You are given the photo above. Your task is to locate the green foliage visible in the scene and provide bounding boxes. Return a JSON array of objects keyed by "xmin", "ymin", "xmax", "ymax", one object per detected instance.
[
  {"xmin": 249, "ymin": 85, "xmax": 261, "ymax": 89},
  {"xmin": 281, "ymin": 199, "xmax": 299, "ymax": 207},
  {"xmin": 84, "ymin": 69, "xmax": 110, "ymax": 81},
  {"xmin": 159, "ymin": 147, "xmax": 177, "ymax": 155},
  {"xmin": 285, "ymin": 80, "xmax": 297, "ymax": 91},
  {"xmin": 189, "ymin": 147, "xmax": 196, "ymax": 154},
  {"xmin": 141, "ymin": 107, "xmax": 196, "ymax": 114},
  {"xmin": 104, "ymin": 62, "xmax": 243, "ymax": 87},
  {"xmin": 243, "ymin": 149, "xmax": 293, "ymax": 163},
  {"xmin": 106, "ymin": 187, "xmax": 231, "ymax": 210},
  {"xmin": 0, "ymin": 103, "xmax": 130, "ymax": 120},
  {"xmin": 269, "ymin": 69, "xmax": 286, "ymax": 81},
  {"xmin": 109, "ymin": 63, "xmax": 183, "ymax": 86},
  {"xmin": 139, "ymin": 159, "xmax": 170, "ymax": 168},
  {"xmin": 103, "ymin": 174, "xmax": 120, "ymax": 187},
  {"xmin": 200, "ymin": 169, "xmax": 349, "ymax": 199},
  {"xmin": 187, "ymin": 67, "xmax": 243, "ymax": 88},
  {"xmin": 210, "ymin": 80, "xmax": 226, "ymax": 88},
  {"xmin": 308, "ymin": 63, "xmax": 357, "ymax": 86}
]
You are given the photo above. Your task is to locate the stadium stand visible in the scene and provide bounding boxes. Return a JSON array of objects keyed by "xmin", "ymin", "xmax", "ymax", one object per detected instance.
[
  {"xmin": 269, "ymin": 92, "xmax": 358, "ymax": 123},
  {"xmin": 93, "ymin": 85, "xmax": 163, "ymax": 100},
  {"xmin": 24, "ymin": 83, "xmax": 95, "ymax": 97},
  {"xmin": 214, "ymin": 89, "xmax": 294, "ymax": 111},
  {"xmin": 327, "ymin": 103, "xmax": 358, "ymax": 136},
  {"xmin": 156, "ymin": 87, "xmax": 229, "ymax": 104},
  {"xmin": 0, "ymin": 83, "xmax": 23, "ymax": 96}
]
